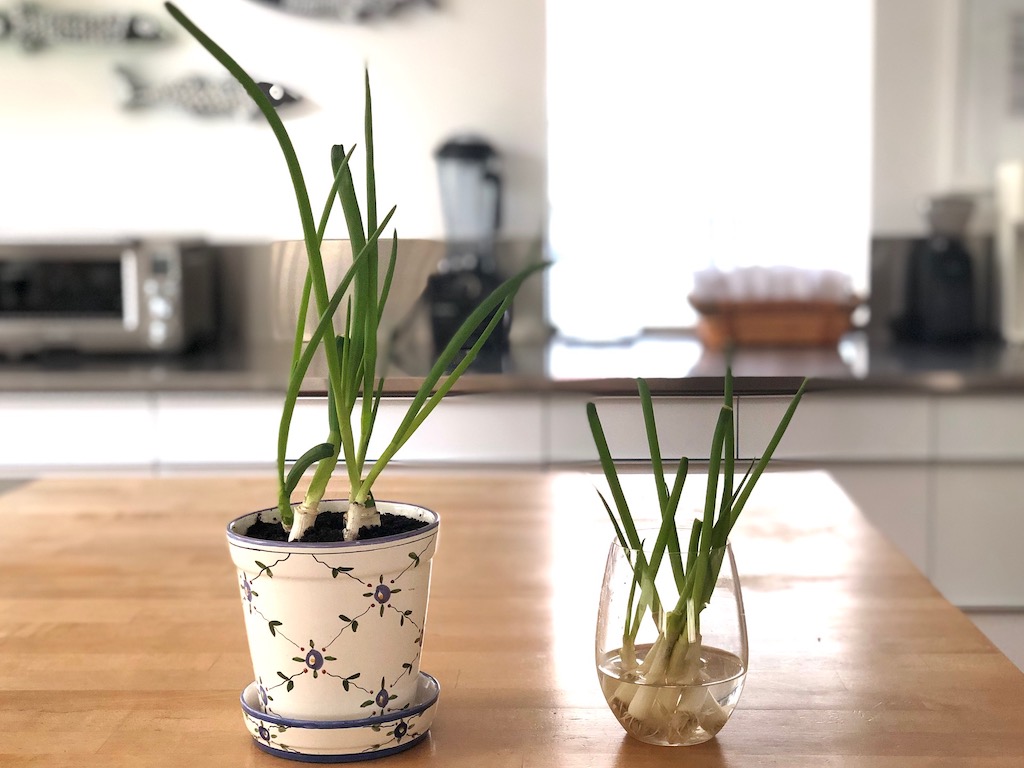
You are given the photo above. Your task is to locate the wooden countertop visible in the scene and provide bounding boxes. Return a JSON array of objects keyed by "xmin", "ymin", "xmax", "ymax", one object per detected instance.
[{"xmin": 2, "ymin": 470, "xmax": 1023, "ymax": 765}]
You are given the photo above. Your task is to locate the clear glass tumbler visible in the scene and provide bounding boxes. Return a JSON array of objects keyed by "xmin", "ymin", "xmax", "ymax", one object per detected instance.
[{"xmin": 595, "ymin": 530, "xmax": 748, "ymax": 746}]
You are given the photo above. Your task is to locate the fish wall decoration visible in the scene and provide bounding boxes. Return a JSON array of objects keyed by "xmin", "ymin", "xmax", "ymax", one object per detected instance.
[
  {"xmin": 115, "ymin": 65, "xmax": 305, "ymax": 120},
  {"xmin": 246, "ymin": 0, "xmax": 438, "ymax": 23},
  {"xmin": 0, "ymin": 2, "xmax": 167, "ymax": 52}
]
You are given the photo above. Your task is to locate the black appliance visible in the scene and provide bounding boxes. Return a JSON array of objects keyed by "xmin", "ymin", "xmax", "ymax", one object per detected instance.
[
  {"xmin": 895, "ymin": 237, "xmax": 975, "ymax": 342},
  {"xmin": 426, "ymin": 136, "xmax": 508, "ymax": 364},
  {"xmin": 891, "ymin": 195, "xmax": 983, "ymax": 343}
]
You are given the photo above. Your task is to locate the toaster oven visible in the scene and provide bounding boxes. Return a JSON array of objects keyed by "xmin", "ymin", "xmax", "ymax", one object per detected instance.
[{"xmin": 0, "ymin": 240, "xmax": 218, "ymax": 358}]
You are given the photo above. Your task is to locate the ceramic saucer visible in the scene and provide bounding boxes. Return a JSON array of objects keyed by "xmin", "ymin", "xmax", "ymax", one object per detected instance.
[{"xmin": 240, "ymin": 671, "xmax": 439, "ymax": 762}]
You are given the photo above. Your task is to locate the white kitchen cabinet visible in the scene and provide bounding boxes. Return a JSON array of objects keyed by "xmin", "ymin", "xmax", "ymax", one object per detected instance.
[
  {"xmin": 0, "ymin": 392, "xmax": 156, "ymax": 470},
  {"xmin": 153, "ymin": 392, "xmax": 545, "ymax": 468},
  {"xmin": 929, "ymin": 396, "xmax": 1024, "ymax": 607},
  {"xmin": 154, "ymin": 392, "xmax": 291, "ymax": 467},
  {"xmin": 6, "ymin": 386, "xmax": 1024, "ymax": 611},
  {"xmin": 545, "ymin": 394, "xmax": 725, "ymax": 463},
  {"xmin": 736, "ymin": 394, "xmax": 934, "ymax": 578},
  {"xmin": 742, "ymin": 393, "xmax": 1024, "ymax": 608},
  {"xmin": 738, "ymin": 393, "xmax": 931, "ymax": 461},
  {"xmin": 825, "ymin": 464, "xmax": 930, "ymax": 573},
  {"xmin": 931, "ymin": 466, "xmax": 1024, "ymax": 607},
  {"xmin": 934, "ymin": 396, "xmax": 1024, "ymax": 460},
  {"xmin": 361, "ymin": 394, "xmax": 545, "ymax": 465}
]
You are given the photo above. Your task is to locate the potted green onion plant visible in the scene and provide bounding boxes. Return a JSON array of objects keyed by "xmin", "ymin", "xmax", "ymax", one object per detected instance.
[
  {"xmin": 589, "ymin": 372, "xmax": 805, "ymax": 746},
  {"xmin": 164, "ymin": 3, "xmax": 545, "ymax": 761}
]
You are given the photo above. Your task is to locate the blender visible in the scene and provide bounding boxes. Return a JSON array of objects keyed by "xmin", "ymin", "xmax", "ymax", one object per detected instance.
[{"xmin": 426, "ymin": 135, "xmax": 507, "ymax": 364}]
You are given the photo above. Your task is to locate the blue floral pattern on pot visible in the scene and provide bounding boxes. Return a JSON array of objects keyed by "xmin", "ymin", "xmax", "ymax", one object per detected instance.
[{"xmin": 227, "ymin": 500, "xmax": 439, "ymax": 724}]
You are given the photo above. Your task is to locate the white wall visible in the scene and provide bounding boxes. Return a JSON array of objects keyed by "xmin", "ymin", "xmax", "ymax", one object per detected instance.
[
  {"xmin": 0, "ymin": 0, "xmax": 546, "ymax": 243},
  {"xmin": 0, "ymin": 1, "xmax": 983, "ymax": 268},
  {"xmin": 872, "ymin": 0, "xmax": 961, "ymax": 234},
  {"xmin": 547, "ymin": 0, "xmax": 873, "ymax": 340}
]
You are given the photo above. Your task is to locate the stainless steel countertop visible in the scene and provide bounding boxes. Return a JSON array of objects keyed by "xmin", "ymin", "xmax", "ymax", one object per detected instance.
[{"xmin": 3, "ymin": 331, "xmax": 1024, "ymax": 396}]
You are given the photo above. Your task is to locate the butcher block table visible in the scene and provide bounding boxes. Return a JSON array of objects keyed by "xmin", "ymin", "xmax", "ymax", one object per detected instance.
[{"xmin": 2, "ymin": 470, "xmax": 1023, "ymax": 766}]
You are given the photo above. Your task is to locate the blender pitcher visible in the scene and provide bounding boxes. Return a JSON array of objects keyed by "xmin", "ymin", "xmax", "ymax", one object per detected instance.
[
  {"xmin": 435, "ymin": 136, "xmax": 502, "ymax": 269},
  {"xmin": 427, "ymin": 136, "xmax": 507, "ymax": 365}
]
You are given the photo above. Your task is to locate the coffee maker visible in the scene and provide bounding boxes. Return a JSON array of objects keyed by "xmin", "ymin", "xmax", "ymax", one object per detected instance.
[
  {"xmin": 426, "ymin": 136, "xmax": 507, "ymax": 364},
  {"xmin": 892, "ymin": 194, "xmax": 980, "ymax": 343}
]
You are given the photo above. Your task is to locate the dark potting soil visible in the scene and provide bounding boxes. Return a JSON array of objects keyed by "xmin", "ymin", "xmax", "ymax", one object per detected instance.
[{"xmin": 244, "ymin": 510, "xmax": 429, "ymax": 543}]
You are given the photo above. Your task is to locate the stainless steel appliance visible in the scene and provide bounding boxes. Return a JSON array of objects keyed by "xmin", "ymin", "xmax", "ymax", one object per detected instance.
[
  {"xmin": 426, "ymin": 136, "xmax": 507, "ymax": 362},
  {"xmin": 0, "ymin": 240, "xmax": 218, "ymax": 358}
]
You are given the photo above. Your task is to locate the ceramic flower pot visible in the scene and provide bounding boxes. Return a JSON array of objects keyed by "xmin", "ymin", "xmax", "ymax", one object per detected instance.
[{"xmin": 226, "ymin": 500, "xmax": 439, "ymax": 739}]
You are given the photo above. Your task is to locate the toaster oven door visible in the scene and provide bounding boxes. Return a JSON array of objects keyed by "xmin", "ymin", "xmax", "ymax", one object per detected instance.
[{"xmin": 0, "ymin": 244, "xmax": 140, "ymax": 357}]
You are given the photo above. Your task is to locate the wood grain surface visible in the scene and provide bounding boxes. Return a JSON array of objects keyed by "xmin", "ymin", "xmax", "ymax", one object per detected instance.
[{"xmin": 1, "ymin": 469, "xmax": 1022, "ymax": 766}]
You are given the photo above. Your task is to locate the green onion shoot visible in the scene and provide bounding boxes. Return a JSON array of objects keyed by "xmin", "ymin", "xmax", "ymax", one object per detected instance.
[{"xmin": 166, "ymin": 3, "xmax": 548, "ymax": 540}]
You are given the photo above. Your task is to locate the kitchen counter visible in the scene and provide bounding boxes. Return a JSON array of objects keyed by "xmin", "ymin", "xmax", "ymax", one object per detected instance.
[
  {"xmin": 2, "ymin": 470, "xmax": 1023, "ymax": 765},
  {"xmin": 2, "ymin": 330, "xmax": 1024, "ymax": 395}
]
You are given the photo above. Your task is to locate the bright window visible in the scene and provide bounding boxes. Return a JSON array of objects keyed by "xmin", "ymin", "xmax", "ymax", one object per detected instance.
[{"xmin": 546, "ymin": 0, "xmax": 873, "ymax": 340}]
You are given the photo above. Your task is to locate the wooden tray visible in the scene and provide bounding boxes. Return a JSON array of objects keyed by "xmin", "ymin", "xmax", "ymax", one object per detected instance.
[{"xmin": 688, "ymin": 297, "xmax": 861, "ymax": 349}]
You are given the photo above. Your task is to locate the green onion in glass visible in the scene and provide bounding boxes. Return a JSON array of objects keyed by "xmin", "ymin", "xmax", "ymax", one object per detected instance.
[{"xmin": 588, "ymin": 370, "xmax": 805, "ymax": 725}]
